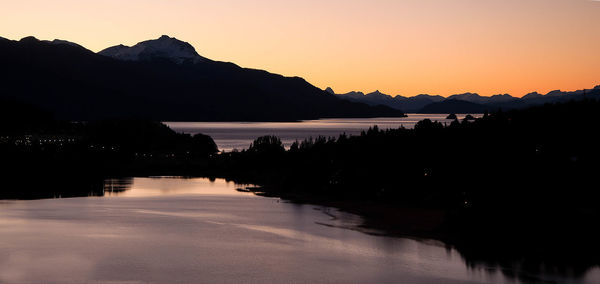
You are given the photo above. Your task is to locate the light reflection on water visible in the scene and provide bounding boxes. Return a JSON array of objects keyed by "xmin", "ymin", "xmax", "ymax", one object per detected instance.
[
  {"xmin": 1, "ymin": 177, "xmax": 598, "ymax": 283},
  {"xmin": 102, "ymin": 177, "xmax": 256, "ymax": 198},
  {"xmin": 166, "ymin": 115, "xmax": 480, "ymax": 151}
]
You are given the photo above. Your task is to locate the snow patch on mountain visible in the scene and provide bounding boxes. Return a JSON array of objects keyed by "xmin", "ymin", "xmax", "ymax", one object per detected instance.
[{"xmin": 98, "ymin": 35, "xmax": 207, "ymax": 64}]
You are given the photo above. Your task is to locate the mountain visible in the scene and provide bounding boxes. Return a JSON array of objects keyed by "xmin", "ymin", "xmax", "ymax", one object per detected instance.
[
  {"xmin": 333, "ymin": 90, "xmax": 443, "ymax": 112},
  {"xmin": 424, "ymin": 88, "xmax": 600, "ymax": 113},
  {"xmin": 351, "ymin": 90, "xmax": 398, "ymax": 108},
  {"xmin": 419, "ymin": 99, "xmax": 491, "ymax": 114},
  {"xmin": 335, "ymin": 90, "xmax": 394, "ymax": 107},
  {"xmin": 333, "ymin": 84, "xmax": 599, "ymax": 114},
  {"xmin": 99, "ymin": 35, "xmax": 207, "ymax": 64},
  {"xmin": 489, "ymin": 94, "xmax": 516, "ymax": 103},
  {"xmin": 446, "ymin": 92, "xmax": 518, "ymax": 105},
  {"xmin": 447, "ymin": 93, "xmax": 489, "ymax": 105},
  {"xmin": 393, "ymin": 94, "xmax": 445, "ymax": 112},
  {"xmin": 0, "ymin": 36, "xmax": 404, "ymax": 121},
  {"xmin": 44, "ymin": 39, "xmax": 86, "ymax": 50},
  {"xmin": 522, "ymin": 92, "xmax": 543, "ymax": 100},
  {"xmin": 491, "ymin": 89, "xmax": 600, "ymax": 111}
]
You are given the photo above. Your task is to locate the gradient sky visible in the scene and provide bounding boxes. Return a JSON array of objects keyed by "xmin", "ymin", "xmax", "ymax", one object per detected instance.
[{"xmin": 1, "ymin": 0, "xmax": 599, "ymax": 97}]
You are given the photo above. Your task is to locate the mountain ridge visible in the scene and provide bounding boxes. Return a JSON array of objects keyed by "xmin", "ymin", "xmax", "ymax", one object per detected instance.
[
  {"xmin": 0, "ymin": 35, "xmax": 404, "ymax": 121},
  {"xmin": 329, "ymin": 85, "xmax": 600, "ymax": 113}
]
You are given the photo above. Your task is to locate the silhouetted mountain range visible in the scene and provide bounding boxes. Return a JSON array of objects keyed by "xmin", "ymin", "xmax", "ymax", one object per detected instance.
[
  {"xmin": 331, "ymin": 89, "xmax": 444, "ymax": 113},
  {"xmin": 330, "ymin": 85, "xmax": 600, "ymax": 113},
  {"xmin": 0, "ymin": 35, "xmax": 404, "ymax": 121}
]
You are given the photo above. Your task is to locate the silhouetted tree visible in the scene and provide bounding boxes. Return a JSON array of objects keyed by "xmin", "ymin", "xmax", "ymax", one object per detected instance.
[{"xmin": 248, "ymin": 136, "xmax": 285, "ymax": 154}]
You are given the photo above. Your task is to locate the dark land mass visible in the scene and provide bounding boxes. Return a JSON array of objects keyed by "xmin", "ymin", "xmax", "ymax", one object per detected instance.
[
  {"xmin": 333, "ymin": 90, "xmax": 445, "ymax": 113},
  {"xmin": 418, "ymin": 89, "xmax": 600, "ymax": 114},
  {"xmin": 0, "ymin": 36, "xmax": 404, "ymax": 121},
  {"xmin": 204, "ymin": 99, "xmax": 600, "ymax": 282},
  {"xmin": 0, "ymin": 98, "xmax": 218, "ymax": 199},
  {"xmin": 418, "ymin": 99, "xmax": 492, "ymax": 113},
  {"xmin": 2, "ymin": 96, "xmax": 600, "ymax": 282}
]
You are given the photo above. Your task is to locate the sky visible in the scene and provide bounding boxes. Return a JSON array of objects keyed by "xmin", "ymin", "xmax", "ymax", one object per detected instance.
[{"xmin": 1, "ymin": 0, "xmax": 599, "ymax": 97}]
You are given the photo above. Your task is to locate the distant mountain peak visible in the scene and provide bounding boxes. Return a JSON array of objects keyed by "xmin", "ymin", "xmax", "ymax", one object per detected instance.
[
  {"xmin": 546, "ymin": 90, "xmax": 565, "ymax": 97},
  {"xmin": 98, "ymin": 35, "xmax": 207, "ymax": 64},
  {"xmin": 340, "ymin": 91, "xmax": 365, "ymax": 97},
  {"xmin": 19, "ymin": 36, "xmax": 39, "ymax": 43},
  {"xmin": 413, "ymin": 94, "xmax": 443, "ymax": 99},
  {"xmin": 45, "ymin": 39, "xmax": 86, "ymax": 50},
  {"xmin": 489, "ymin": 93, "xmax": 516, "ymax": 103},
  {"xmin": 523, "ymin": 92, "xmax": 542, "ymax": 98},
  {"xmin": 450, "ymin": 92, "xmax": 480, "ymax": 98},
  {"xmin": 324, "ymin": 87, "xmax": 335, "ymax": 94},
  {"xmin": 367, "ymin": 90, "xmax": 392, "ymax": 98}
]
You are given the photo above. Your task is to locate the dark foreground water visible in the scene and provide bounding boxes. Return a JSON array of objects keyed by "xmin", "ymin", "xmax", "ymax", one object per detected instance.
[
  {"xmin": 166, "ymin": 114, "xmax": 478, "ymax": 151},
  {"xmin": 1, "ymin": 177, "xmax": 598, "ymax": 283}
]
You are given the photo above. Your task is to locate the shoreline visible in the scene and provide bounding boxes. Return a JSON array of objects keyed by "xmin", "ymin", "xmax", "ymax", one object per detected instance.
[
  {"xmin": 2, "ymin": 173, "xmax": 599, "ymax": 282},
  {"xmin": 236, "ymin": 183, "xmax": 600, "ymax": 281}
]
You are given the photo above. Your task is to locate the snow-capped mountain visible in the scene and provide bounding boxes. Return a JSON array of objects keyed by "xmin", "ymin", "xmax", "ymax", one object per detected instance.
[
  {"xmin": 99, "ymin": 35, "xmax": 207, "ymax": 64},
  {"xmin": 0, "ymin": 35, "xmax": 404, "ymax": 121}
]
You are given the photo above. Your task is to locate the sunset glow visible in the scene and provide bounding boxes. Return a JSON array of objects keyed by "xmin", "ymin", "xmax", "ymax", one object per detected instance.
[{"xmin": 2, "ymin": 0, "xmax": 599, "ymax": 97}]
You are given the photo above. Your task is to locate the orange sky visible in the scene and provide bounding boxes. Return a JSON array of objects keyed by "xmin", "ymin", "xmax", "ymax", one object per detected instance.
[{"xmin": 1, "ymin": 0, "xmax": 599, "ymax": 97}]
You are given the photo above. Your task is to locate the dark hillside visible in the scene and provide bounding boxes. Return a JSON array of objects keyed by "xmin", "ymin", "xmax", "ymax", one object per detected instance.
[{"xmin": 0, "ymin": 37, "xmax": 404, "ymax": 121}]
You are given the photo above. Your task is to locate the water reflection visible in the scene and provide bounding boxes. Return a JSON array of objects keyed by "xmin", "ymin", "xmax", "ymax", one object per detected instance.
[
  {"xmin": 97, "ymin": 177, "xmax": 600, "ymax": 283},
  {"xmin": 102, "ymin": 177, "xmax": 257, "ymax": 197},
  {"xmin": 1, "ymin": 177, "xmax": 599, "ymax": 283},
  {"xmin": 102, "ymin": 178, "xmax": 133, "ymax": 195},
  {"xmin": 166, "ymin": 115, "xmax": 482, "ymax": 151},
  {"xmin": 460, "ymin": 254, "xmax": 600, "ymax": 284}
]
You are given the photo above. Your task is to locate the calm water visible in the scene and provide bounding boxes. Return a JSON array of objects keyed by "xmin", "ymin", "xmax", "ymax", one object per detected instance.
[
  {"xmin": 166, "ymin": 114, "xmax": 478, "ymax": 151},
  {"xmin": 1, "ymin": 177, "xmax": 598, "ymax": 283}
]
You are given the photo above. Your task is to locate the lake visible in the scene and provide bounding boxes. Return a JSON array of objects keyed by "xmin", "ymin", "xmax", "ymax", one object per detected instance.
[
  {"xmin": 166, "ymin": 114, "xmax": 478, "ymax": 151},
  {"xmin": 1, "ymin": 177, "xmax": 598, "ymax": 283}
]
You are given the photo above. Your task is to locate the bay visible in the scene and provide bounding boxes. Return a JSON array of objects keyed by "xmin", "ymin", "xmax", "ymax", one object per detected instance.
[
  {"xmin": 166, "ymin": 114, "xmax": 478, "ymax": 152},
  {"xmin": 1, "ymin": 177, "xmax": 598, "ymax": 283}
]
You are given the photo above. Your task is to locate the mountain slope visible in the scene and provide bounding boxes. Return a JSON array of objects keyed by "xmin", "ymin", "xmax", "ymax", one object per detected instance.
[
  {"xmin": 419, "ymin": 99, "xmax": 491, "ymax": 114},
  {"xmin": 0, "ymin": 36, "xmax": 404, "ymax": 121},
  {"xmin": 332, "ymin": 89, "xmax": 443, "ymax": 112},
  {"xmin": 334, "ymin": 85, "xmax": 600, "ymax": 114}
]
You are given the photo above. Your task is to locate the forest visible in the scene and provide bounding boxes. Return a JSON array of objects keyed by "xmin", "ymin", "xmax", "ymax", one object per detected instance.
[{"xmin": 207, "ymin": 100, "xmax": 600, "ymax": 276}]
